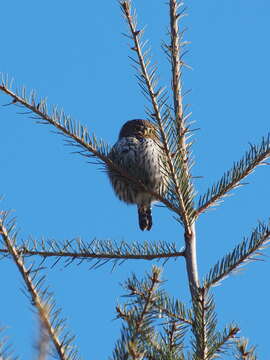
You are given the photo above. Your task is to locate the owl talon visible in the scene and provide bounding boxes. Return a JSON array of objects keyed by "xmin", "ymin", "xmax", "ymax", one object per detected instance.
[{"xmin": 138, "ymin": 205, "xmax": 152, "ymax": 231}]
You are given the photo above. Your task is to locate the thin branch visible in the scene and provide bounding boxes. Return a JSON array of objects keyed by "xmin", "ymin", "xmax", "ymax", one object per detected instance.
[
  {"xmin": 170, "ymin": 0, "xmax": 184, "ymax": 123},
  {"xmin": 166, "ymin": 0, "xmax": 200, "ymax": 305},
  {"xmin": 191, "ymin": 288, "xmax": 234, "ymax": 360},
  {"xmin": 0, "ymin": 76, "xmax": 180, "ymax": 216},
  {"xmin": 169, "ymin": 0, "xmax": 190, "ymax": 160},
  {"xmin": 208, "ymin": 325, "xmax": 240, "ymax": 358},
  {"xmin": 167, "ymin": 0, "xmax": 196, "ymax": 228},
  {"xmin": 191, "ymin": 287, "xmax": 209, "ymax": 359},
  {"xmin": 204, "ymin": 220, "xmax": 270, "ymax": 289},
  {"xmin": 234, "ymin": 338, "xmax": 257, "ymax": 360},
  {"xmin": 0, "ymin": 213, "xmax": 80, "ymax": 360},
  {"xmin": 0, "ymin": 238, "xmax": 185, "ymax": 265},
  {"xmin": 114, "ymin": 266, "xmax": 162, "ymax": 359},
  {"xmin": 197, "ymin": 135, "xmax": 270, "ymax": 216},
  {"xmin": 119, "ymin": 1, "xmax": 195, "ymax": 232},
  {"xmin": 125, "ymin": 273, "xmax": 192, "ymax": 325}
]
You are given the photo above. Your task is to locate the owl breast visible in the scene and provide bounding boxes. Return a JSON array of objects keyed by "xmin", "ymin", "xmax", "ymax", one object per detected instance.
[{"xmin": 108, "ymin": 137, "xmax": 166, "ymax": 205}]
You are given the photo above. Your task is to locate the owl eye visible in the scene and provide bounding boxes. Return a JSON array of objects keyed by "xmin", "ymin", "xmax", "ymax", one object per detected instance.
[
  {"xmin": 135, "ymin": 125, "xmax": 142, "ymax": 132},
  {"xmin": 147, "ymin": 127, "xmax": 155, "ymax": 135}
]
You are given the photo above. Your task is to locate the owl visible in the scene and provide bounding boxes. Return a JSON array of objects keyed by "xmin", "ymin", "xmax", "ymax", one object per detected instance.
[{"xmin": 107, "ymin": 119, "xmax": 167, "ymax": 231}]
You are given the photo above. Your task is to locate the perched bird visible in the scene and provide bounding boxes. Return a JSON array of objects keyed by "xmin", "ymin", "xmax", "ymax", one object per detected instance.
[{"xmin": 107, "ymin": 119, "xmax": 167, "ymax": 231}]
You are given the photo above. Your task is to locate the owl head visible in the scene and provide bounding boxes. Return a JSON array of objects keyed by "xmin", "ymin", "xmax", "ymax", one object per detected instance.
[{"xmin": 118, "ymin": 119, "xmax": 157, "ymax": 140}]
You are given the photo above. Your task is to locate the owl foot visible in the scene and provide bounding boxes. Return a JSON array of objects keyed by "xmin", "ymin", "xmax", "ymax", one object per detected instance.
[{"xmin": 138, "ymin": 205, "xmax": 152, "ymax": 231}]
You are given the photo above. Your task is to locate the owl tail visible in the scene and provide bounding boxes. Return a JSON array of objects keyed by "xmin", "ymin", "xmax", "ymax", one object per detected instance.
[{"xmin": 138, "ymin": 205, "xmax": 152, "ymax": 231}]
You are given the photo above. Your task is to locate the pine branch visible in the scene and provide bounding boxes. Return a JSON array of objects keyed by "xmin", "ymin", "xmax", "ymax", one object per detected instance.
[
  {"xmin": 0, "ymin": 75, "xmax": 110, "ymax": 163},
  {"xmin": 0, "ymin": 237, "xmax": 185, "ymax": 268},
  {"xmin": 165, "ymin": 1, "xmax": 199, "ymax": 302},
  {"xmin": 234, "ymin": 338, "xmax": 257, "ymax": 360},
  {"xmin": 162, "ymin": 322, "xmax": 186, "ymax": 360},
  {"xmin": 0, "ymin": 212, "xmax": 80, "ymax": 360},
  {"xmin": 0, "ymin": 75, "xmax": 183, "ymax": 218},
  {"xmin": 166, "ymin": 0, "xmax": 196, "ymax": 230},
  {"xmin": 169, "ymin": 0, "xmax": 185, "ymax": 127},
  {"xmin": 112, "ymin": 266, "xmax": 162, "ymax": 359},
  {"xmin": 168, "ymin": 0, "xmax": 192, "ymax": 167},
  {"xmin": 147, "ymin": 321, "xmax": 186, "ymax": 360},
  {"xmin": 208, "ymin": 324, "xmax": 240, "ymax": 358},
  {"xmin": 119, "ymin": 1, "xmax": 196, "ymax": 231},
  {"xmin": 113, "ymin": 266, "xmax": 189, "ymax": 359},
  {"xmin": 197, "ymin": 134, "xmax": 270, "ymax": 215},
  {"xmin": 204, "ymin": 220, "xmax": 270, "ymax": 289},
  {"xmin": 124, "ymin": 270, "xmax": 192, "ymax": 325},
  {"xmin": 191, "ymin": 288, "xmax": 218, "ymax": 360}
]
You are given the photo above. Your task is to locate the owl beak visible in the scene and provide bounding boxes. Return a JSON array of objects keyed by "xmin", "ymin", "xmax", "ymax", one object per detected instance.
[
  {"xmin": 144, "ymin": 127, "xmax": 155, "ymax": 139},
  {"xmin": 137, "ymin": 129, "xmax": 147, "ymax": 137}
]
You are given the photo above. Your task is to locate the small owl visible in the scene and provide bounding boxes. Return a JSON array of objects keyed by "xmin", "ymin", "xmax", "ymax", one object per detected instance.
[{"xmin": 108, "ymin": 119, "xmax": 167, "ymax": 231}]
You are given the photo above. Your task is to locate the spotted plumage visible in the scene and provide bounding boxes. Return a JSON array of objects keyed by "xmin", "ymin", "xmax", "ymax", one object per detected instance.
[{"xmin": 107, "ymin": 119, "xmax": 167, "ymax": 231}]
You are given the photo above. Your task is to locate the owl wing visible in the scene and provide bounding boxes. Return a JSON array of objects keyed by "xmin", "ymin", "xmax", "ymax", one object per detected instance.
[
  {"xmin": 109, "ymin": 137, "xmax": 165, "ymax": 191},
  {"xmin": 109, "ymin": 137, "xmax": 139, "ymax": 169}
]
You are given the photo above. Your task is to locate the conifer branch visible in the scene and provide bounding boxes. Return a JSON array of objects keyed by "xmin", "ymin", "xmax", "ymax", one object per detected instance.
[
  {"xmin": 234, "ymin": 338, "xmax": 257, "ymax": 360},
  {"xmin": 0, "ymin": 238, "xmax": 185, "ymax": 266},
  {"xmin": 191, "ymin": 288, "xmax": 236, "ymax": 359},
  {"xmin": 169, "ymin": 0, "xmax": 191, "ymax": 166},
  {"xmin": 166, "ymin": 0, "xmax": 199, "ymax": 305},
  {"xmin": 124, "ymin": 270, "xmax": 192, "ymax": 325},
  {"xmin": 113, "ymin": 267, "xmax": 189, "ymax": 359},
  {"xmin": 164, "ymin": 321, "xmax": 186, "ymax": 357},
  {"xmin": 197, "ymin": 135, "xmax": 270, "ymax": 215},
  {"xmin": 208, "ymin": 325, "xmax": 240, "ymax": 358},
  {"xmin": 166, "ymin": 0, "xmax": 196, "ymax": 227},
  {"xmin": 0, "ymin": 212, "xmax": 80, "ymax": 360},
  {"xmin": 113, "ymin": 266, "xmax": 162, "ymax": 359},
  {"xmin": 204, "ymin": 221, "xmax": 270, "ymax": 289},
  {"xmin": 119, "ymin": 1, "xmax": 196, "ymax": 232},
  {"xmin": 0, "ymin": 75, "xmax": 180, "ymax": 216},
  {"xmin": 169, "ymin": 0, "xmax": 184, "ymax": 129},
  {"xmin": 191, "ymin": 287, "xmax": 211, "ymax": 359},
  {"xmin": 147, "ymin": 321, "xmax": 186, "ymax": 359}
]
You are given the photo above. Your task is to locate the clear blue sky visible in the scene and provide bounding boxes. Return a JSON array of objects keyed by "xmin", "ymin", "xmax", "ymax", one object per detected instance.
[{"xmin": 1, "ymin": 1, "xmax": 270, "ymax": 358}]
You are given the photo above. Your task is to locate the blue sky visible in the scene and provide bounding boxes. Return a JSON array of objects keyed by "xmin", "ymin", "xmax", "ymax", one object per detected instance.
[{"xmin": 1, "ymin": 0, "xmax": 270, "ymax": 358}]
